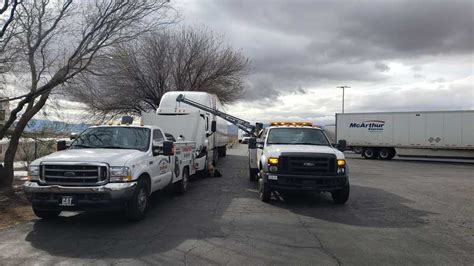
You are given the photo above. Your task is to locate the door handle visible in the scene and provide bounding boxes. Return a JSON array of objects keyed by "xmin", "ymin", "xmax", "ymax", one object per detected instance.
[{"xmin": 149, "ymin": 161, "xmax": 154, "ymax": 165}]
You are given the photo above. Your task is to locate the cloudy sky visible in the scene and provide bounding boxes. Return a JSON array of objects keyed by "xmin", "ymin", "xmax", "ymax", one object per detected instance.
[{"xmin": 177, "ymin": 0, "xmax": 474, "ymax": 125}]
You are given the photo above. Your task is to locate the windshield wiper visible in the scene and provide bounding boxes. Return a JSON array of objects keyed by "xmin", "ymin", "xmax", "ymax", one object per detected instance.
[
  {"xmin": 294, "ymin": 142, "xmax": 327, "ymax": 146},
  {"xmin": 71, "ymin": 144, "xmax": 96, "ymax": 149},
  {"xmin": 98, "ymin": 146, "xmax": 130, "ymax": 149}
]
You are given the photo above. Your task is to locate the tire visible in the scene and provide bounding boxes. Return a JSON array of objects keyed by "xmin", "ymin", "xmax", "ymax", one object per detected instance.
[
  {"xmin": 219, "ymin": 146, "xmax": 227, "ymax": 157},
  {"xmin": 197, "ymin": 157, "xmax": 209, "ymax": 178},
  {"xmin": 125, "ymin": 178, "xmax": 150, "ymax": 221},
  {"xmin": 331, "ymin": 184, "xmax": 350, "ymax": 204},
  {"xmin": 32, "ymin": 208, "xmax": 61, "ymax": 219},
  {"xmin": 249, "ymin": 167, "xmax": 258, "ymax": 182},
  {"xmin": 352, "ymin": 147, "xmax": 363, "ymax": 154},
  {"xmin": 212, "ymin": 150, "xmax": 218, "ymax": 167},
  {"xmin": 363, "ymin": 148, "xmax": 377, "ymax": 159},
  {"xmin": 258, "ymin": 177, "xmax": 271, "ymax": 202},
  {"xmin": 174, "ymin": 167, "xmax": 189, "ymax": 194},
  {"xmin": 378, "ymin": 148, "xmax": 394, "ymax": 160}
]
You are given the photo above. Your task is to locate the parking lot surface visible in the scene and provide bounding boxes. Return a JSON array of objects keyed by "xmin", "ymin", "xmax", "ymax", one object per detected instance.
[{"xmin": 0, "ymin": 144, "xmax": 473, "ymax": 265}]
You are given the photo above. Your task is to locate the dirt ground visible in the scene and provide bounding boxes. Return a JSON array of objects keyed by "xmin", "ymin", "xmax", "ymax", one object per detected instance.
[{"xmin": 0, "ymin": 184, "xmax": 35, "ymax": 230}]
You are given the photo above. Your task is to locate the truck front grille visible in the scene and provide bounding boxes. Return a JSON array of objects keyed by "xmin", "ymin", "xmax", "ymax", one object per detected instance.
[
  {"xmin": 41, "ymin": 163, "xmax": 108, "ymax": 186},
  {"xmin": 279, "ymin": 154, "xmax": 336, "ymax": 176}
]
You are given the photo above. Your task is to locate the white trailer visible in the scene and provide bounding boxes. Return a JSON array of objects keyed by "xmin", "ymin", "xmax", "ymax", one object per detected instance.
[
  {"xmin": 336, "ymin": 110, "xmax": 474, "ymax": 160},
  {"xmin": 142, "ymin": 91, "xmax": 229, "ymax": 175}
]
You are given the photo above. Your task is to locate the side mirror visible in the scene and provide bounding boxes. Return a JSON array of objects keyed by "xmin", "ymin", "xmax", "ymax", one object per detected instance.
[
  {"xmin": 248, "ymin": 138, "xmax": 256, "ymax": 149},
  {"xmin": 57, "ymin": 140, "xmax": 67, "ymax": 151},
  {"xmin": 162, "ymin": 141, "xmax": 174, "ymax": 156},
  {"xmin": 336, "ymin": 139, "xmax": 347, "ymax": 152},
  {"xmin": 256, "ymin": 139, "xmax": 264, "ymax": 149},
  {"xmin": 70, "ymin": 132, "xmax": 79, "ymax": 140},
  {"xmin": 211, "ymin": 121, "xmax": 217, "ymax": 133}
]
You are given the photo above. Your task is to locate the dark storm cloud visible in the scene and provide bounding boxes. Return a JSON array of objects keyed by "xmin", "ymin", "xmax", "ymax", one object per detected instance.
[{"xmin": 184, "ymin": 0, "xmax": 474, "ymax": 100}]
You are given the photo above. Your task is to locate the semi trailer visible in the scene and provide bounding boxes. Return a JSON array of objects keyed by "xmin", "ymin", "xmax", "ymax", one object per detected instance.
[{"xmin": 336, "ymin": 110, "xmax": 474, "ymax": 160}]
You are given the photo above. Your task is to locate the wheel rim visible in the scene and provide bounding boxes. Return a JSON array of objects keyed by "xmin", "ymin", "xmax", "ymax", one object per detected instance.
[
  {"xmin": 365, "ymin": 150, "xmax": 373, "ymax": 157},
  {"xmin": 380, "ymin": 150, "xmax": 389, "ymax": 158},
  {"xmin": 137, "ymin": 188, "xmax": 147, "ymax": 212}
]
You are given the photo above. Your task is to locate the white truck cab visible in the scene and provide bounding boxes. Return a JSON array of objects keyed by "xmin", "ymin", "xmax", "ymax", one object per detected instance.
[
  {"xmin": 249, "ymin": 122, "xmax": 350, "ymax": 204},
  {"xmin": 23, "ymin": 122, "xmax": 196, "ymax": 221}
]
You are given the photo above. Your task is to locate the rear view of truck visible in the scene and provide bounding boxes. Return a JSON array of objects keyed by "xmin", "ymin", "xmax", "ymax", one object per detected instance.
[{"xmin": 336, "ymin": 110, "xmax": 474, "ymax": 160}]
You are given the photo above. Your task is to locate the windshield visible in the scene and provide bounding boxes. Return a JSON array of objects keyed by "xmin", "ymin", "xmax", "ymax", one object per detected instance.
[
  {"xmin": 266, "ymin": 128, "xmax": 330, "ymax": 146},
  {"xmin": 71, "ymin": 127, "xmax": 150, "ymax": 152}
]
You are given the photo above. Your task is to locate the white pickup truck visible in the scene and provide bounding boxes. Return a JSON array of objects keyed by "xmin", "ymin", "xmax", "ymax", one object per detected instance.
[
  {"xmin": 249, "ymin": 122, "xmax": 350, "ymax": 204},
  {"xmin": 23, "ymin": 121, "xmax": 196, "ymax": 221}
]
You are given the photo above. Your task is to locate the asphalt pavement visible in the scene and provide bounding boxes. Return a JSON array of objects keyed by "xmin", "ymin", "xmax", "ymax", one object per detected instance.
[{"xmin": 0, "ymin": 144, "xmax": 473, "ymax": 265}]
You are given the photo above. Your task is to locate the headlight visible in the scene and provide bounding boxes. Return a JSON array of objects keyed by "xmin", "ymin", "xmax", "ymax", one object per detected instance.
[
  {"xmin": 268, "ymin": 157, "xmax": 279, "ymax": 166},
  {"xmin": 269, "ymin": 166, "xmax": 278, "ymax": 172},
  {"xmin": 27, "ymin": 165, "xmax": 40, "ymax": 181},
  {"xmin": 109, "ymin": 166, "xmax": 132, "ymax": 182},
  {"xmin": 337, "ymin": 159, "xmax": 346, "ymax": 167}
]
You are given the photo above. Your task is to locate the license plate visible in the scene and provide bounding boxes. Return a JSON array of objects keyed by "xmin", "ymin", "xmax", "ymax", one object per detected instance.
[{"xmin": 59, "ymin": 196, "xmax": 75, "ymax": 206}]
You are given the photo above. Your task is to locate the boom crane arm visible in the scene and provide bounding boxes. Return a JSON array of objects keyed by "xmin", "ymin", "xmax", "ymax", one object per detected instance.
[{"xmin": 176, "ymin": 94, "xmax": 262, "ymax": 137}]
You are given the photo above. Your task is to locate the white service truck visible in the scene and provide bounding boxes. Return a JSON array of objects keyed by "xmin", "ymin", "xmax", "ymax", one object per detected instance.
[
  {"xmin": 336, "ymin": 110, "xmax": 474, "ymax": 160},
  {"xmin": 23, "ymin": 119, "xmax": 196, "ymax": 221},
  {"xmin": 250, "ymin": 122, "xmax": 349, "ymax": 203},
  {"xmin": 173, "ymin": 95, "xmax": 350, "ymax": 204},
  {"xmin": 142, "ymin": 91, "xmax": 228, "ymax": 176}
]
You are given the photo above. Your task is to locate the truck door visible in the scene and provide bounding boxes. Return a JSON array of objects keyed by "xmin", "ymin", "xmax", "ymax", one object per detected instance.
[
  {"xmin": 256, "ymin": 129, "xmax": 268, "ymax": 168},
  {"xmin": 151, "ymin": 129, "xmax": 173, "ymax": 190}
]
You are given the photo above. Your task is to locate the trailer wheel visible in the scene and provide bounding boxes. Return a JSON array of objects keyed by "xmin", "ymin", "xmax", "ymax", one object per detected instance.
[
  {"xmin": 218, "ymin": 146, "xmax": 227, "ymax": 157},
  {"xmin": 32, "ymin": 208, "xmax": 61, "ymax": 219},
  {"xmin": 197, "ymin": 157, "xmax": 209, "ymax": 178},
  {"xmin": 363, "ymin": 148, "xmax": 377, "ymax": 159},
  {"xmin": 174, "ymin": 167, "xmax": 189, "ymax": 194},
  {"xmin": 352, "ymin": 147, "xmax": 363, "ymax": 154},
  {"xmin": 378, "ymin": 148, "xmax": 395, "ymax": 160}
]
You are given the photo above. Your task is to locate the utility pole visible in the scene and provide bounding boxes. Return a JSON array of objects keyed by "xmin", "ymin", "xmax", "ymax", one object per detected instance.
[{"xmin": 336, "ymin": 86, "xmax": 350, "ymax": 113}]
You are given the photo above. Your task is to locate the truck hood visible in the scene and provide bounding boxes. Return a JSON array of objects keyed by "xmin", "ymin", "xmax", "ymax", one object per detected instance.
[
  {"xmin": 264, "ymin": 145, "xmax": 345, "ymax": 159},
  {"xmin": 31, "ymin": 149, "xmax": 147, "ymax": 166}
]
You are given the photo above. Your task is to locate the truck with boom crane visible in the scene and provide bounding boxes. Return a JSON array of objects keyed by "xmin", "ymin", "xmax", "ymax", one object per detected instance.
[{"xmin": 175, "ymin": 94, "xmax": 350, "ymax": 204}]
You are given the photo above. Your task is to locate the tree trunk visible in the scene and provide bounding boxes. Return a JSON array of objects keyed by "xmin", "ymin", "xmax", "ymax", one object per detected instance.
[
  {"xmin": 0, "ymin": 92, "xmax": 50, "ymax": 188},
  {"xmin": 1, "ymin": 139, "xmax": 17, "ymax": 188}
]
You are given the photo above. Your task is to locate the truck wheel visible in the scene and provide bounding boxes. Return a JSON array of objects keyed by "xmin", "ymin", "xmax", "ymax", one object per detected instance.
[
  {"xmin": 258, "ymin": 177, "xmax": 271, "ymax": 202},
  {"xmin": 197, "ymin": 157, "xmax": 209, "ymax": 178},
  {"xmin": 378, "ymin": 148, "xmax": 394, "ymax": 160},
  {"xmin": 363, "ymin": 148, "xmax": 377, "ymax": 159},
  {"xmin": 213, "ymin": 150, "xmax": 218, "ymax": 166},
  {"xmin": 32, "ymin": 208, "xmax": 61, "ymax": 219},
  {"xmin": 249, "ymin": 167, "xmax": 258, "ymax": 182},
  {"xmin": 174, "ymin": 168, "xmax": 189, "ymax": 194},
  {"xmin": 352, "ymin": 147, "xmax": 363, "ymax": 154},
  {"xmin": 331, "ymin": 184, "xmax": 350, "ymax": 204},
  {"xmin": 125, "ymin": 178, "xmax": 150, "ymax": 221}
]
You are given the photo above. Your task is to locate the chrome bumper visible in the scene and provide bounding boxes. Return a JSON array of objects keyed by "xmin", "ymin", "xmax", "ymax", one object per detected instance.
[{"xmin": 23, "ymin": 181, "xmax": 137, "ymax": 200}]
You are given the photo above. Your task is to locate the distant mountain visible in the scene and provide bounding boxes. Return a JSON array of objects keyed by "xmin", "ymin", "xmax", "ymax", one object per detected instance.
[{"xmin": 25, "ymin": 119, "xmax": 90, "ymax": 134}]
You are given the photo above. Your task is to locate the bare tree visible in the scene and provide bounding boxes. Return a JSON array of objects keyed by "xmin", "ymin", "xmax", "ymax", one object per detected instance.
[
  {"xmin": 71, "ymin": 27, "xmax": 250, "ymax": 119},
  {"xmin": 0, "ymin": 0, "xmax": 177, "ymax": 188},
  {"xmin": 0, "ymin": 0, "xmax": 20, "ymax": 38}
]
